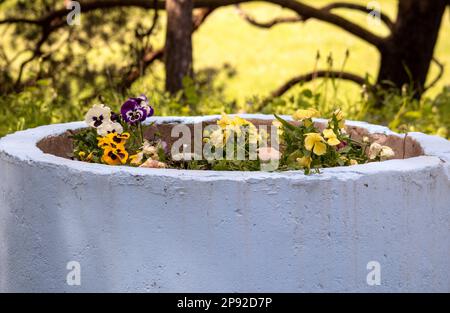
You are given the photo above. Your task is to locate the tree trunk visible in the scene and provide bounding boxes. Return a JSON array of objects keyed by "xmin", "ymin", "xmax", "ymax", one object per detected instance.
[
  {"xmin": 164, "ymin": 0, "xmax": 194, "ymax": 94},
  {"xmin": 377, "ymin": 0, "xmax": 447, "ymax": 97}
]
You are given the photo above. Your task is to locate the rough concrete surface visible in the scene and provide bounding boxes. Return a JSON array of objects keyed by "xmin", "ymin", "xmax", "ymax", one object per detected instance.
[{"xmin": 0, "ymin": 115, "xmax": 449, "ymax": 292}]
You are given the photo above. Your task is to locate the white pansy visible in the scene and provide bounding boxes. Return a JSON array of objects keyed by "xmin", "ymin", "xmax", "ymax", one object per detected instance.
[
  {"xmin": 142, "ymin": 140, "xmax": 157, "ymax": 155},
  {"xmin": 368, "ymin": 142, "xmax": 383, "ymax": 159},
  {"xmin": 96, "ymin": 121, "xmax": 123, "ymax": 136},
  {"xmin": 258, "ymin": 147, "xmax": 280, "ymax": 162},
  {"xmin": 139, "ymin": 159, "xmax": 166, "ymax": 168},
  {"xmin": 209, "ymin": 129, "xmax": 224, "ymax": 148},
  {"xmin": 84, "ymin": 104, "xmax": 111, "ymax": 128},
  {"xmin": 368, "ymin": 142, "xmax": 395, "ymax": 160},
  {"xmin": 380, "ymin": 146, "xmax": 395, "ymax": 160}
]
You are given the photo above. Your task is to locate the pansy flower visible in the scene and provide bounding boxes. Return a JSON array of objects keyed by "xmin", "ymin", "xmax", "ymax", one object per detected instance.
[
  {"xmin": 323, "ymin": 129, "xmax": 341, "ymax": 146},
  {"xmin": 333, "ymin": 109, "xmax": 346, "ymax": 129},
  {"xmin": 297, "ymin": 156, "xmax": 312, "ymax": 168},
  {"xmin": 97, "ymin": 121, "xmax": 124, "ymax": 137},
  {"xmin": 98, "ymin": 132, "xmax": 130, "ymax": 149},
  {"xmin": 85, "ymin": 104, "xmax": 111, "ymax": 128},
  {"xmin": 134, "ymin": 94, "xmax": 154, "ymax": 117},
  {"xmin": 121, "ymin": 95, "xmax": 154, "ymax": 125},
  {"xmin": 304, "ymin": 132, "xmax": 327, "ymax": 156},
  {"xmin": 101, "ymin": 146, "xmax": 129, "ymax": 165},
  {"xmin": 292, "ymin": 108, "xmax": 320, "ymax": 121}
]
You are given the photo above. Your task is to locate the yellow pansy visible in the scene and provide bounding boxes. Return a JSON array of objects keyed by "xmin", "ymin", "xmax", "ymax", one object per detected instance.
[
  {"xmin": 333, "ymin": 109, "xmax": 345, "ymax": 129},
  {"xmin": 98, "ymin": 132, "xmax": 130, "ymax": 149},
  {"xmin": 297, "ymin": 156, "xmax": 312, "ymax": 168},
  {"xmin": 217, "ymin": 113, "xmax": 232, "ymax": 129},
  {"xmin": 101, "ymin": 146, "xmax": 129, "ymax": 165},
  {"xmin": 304, "ymin": 133, "xmax": 327, "ymax": 156},
  {"xmin": 129, "ymin": 152, "xmax": 144, "ymax": 166},
  {"xmin": 272, "ymin": 120, "xmax": 284, "ymax": 139},
  {"xmin": 323, "ymin": 129, "xmax": 341, "ymax": 146},
  {"xmin": 78, "ymin": 151, "xmax": 94, "ymax": 162},
  {"xmin": 350, "ymin": 159, "xmax": 358, "ymax": 166},
  {"xmin": 217, "ymin": 114, "xmax": 254, "ymax": 139},
  {"xmin": 292, "ymin": 108, "xmax": 320, "ymax": 121},
  {"xmin": 231, "ymin": 116, "xmax": 248, "ymax": 127}
]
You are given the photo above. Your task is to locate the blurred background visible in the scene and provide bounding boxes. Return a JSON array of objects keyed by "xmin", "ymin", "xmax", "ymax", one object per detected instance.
[{"xmin": 0, "ymin": 0, "xmax": 449, "ymax": 138}]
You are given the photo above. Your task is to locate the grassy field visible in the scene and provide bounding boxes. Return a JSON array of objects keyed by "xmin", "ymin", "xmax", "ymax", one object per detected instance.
[{"xmin": 189, "ymin": 0, "xmax": 450, "ymax": 105}]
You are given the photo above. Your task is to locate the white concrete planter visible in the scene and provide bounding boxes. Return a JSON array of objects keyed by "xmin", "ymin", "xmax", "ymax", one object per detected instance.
[{"xmin": 0, "ymin": 115, "xmax": 449, "ymax": 292}]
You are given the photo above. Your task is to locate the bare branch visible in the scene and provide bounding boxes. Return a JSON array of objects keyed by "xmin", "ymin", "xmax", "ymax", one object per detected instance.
[
  {"xmin": 123, "ymin": 48, "xmax": 164, "ymax": 88},
  {"xmin": 235, "ymin": 5, "xmax": 302, "ymax": 28},
  {"xmin": 0, "ymin": 17, "xmax": 41, "ymax": 25},
  {"xmin": 236, "ymin": 1, "xmax": 394, "ymax": 31},
  {"xmin": 136, "ymin": 0, "xmax": 160, "ymax": 39},
  {"xmin": 254, "ymin": 70, "xmax": 368, "ymax": 110},
  {"xmin": 271, "ymin": 70, "xmax": 367, "ymax": 98},
  {"xmin": 424, "ymin": 57, "xmax": 445, "ymax": 91},
  {"xmin": 325, "ymin": 2, "xmax": 394, "ymax": 30}
]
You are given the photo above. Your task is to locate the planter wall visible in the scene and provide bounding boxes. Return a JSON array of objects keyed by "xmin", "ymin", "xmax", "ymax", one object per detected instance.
[{"xmin": 0, "ymin": 115, "xmax": 449, "ymax": 292}]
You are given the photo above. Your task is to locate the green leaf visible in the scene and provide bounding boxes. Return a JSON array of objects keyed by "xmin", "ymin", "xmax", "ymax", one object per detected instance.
[{"xmin": 274, "ymin": 114, "xmax": 296, "ymax": 131}]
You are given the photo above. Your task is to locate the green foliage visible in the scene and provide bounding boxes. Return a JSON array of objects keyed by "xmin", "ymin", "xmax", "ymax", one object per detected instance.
[
  {"xmin": 362, "ymin": 86, "xmax": 450, "ymax": 138},
  {"xmin": 0, "ymin": 79, "xmax": 83, "ymax": 136},
  {"xmin": 275, "ymin": 111, "xmax": 368, "ymax": 174},
  {"xmin": 1, "ymin": 77, "xmax": 449, "ymax": 141},
  {"xmin": 71, "ymin": 128, "xmax": 103, "ymax": 163},
  {"xmin": 255, "ymin": 82, "xmax": 450, "ymax": 140}
]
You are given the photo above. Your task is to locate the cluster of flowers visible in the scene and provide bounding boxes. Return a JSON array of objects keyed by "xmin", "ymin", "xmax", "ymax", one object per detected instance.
[
  {"xmin": 74, "ymin": 98, "xmax": 396, "ymax": 173},
  {"xmin": 204, "ymin": 114, "xmax": 264, "ymax": 147},
  {"xmin": 75, "ymin": 95, "xmax": 167, "ymax": 168},
  {"xmin": 201, "ymin": 114, "xmax": 269, "ymax": 171},
  {"xmin": 274, "ymin": 108, "xmax": 395, "ymax": 174}
]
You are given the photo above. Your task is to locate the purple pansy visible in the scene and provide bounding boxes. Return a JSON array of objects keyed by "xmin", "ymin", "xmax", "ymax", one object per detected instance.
[
  {"xmin": 121, "ymin": 95, "xmax": 154, "ymax": 125},
  {"xmin": 133, "ymin": 94, "xmax": 154, "ymax": 117}
]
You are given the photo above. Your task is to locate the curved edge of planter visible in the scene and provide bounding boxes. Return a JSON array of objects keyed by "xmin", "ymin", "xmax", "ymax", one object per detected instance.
[{"xmin": 0, "ymin": 114, "xmax": 449, "ymax": 182}]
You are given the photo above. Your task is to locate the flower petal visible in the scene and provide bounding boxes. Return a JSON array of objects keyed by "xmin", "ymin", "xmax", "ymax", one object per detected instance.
[
  {"xmin": 313, "ymin": 141, "xmax": 327, "ymax": 156},
  {"xmin": 327, "ymin": 137, "xmax": 341, "ymax": 146}
]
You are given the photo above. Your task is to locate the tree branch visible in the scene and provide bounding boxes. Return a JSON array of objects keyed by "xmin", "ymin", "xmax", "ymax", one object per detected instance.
[
  {"xmin": 254, "ymin": 70, "xmax": 368, "ymax": 111},
  {"xmin": 272, "ymin": 70, "xmax": 367, "ymax": 98},
  {"xmin": 0, "ymin": 17, "xmax": 42, "ymax": 25},
  {"xmin": 1, "ymin": 0, "xmax": 386, "ymax": 47},
  {"xmin": 325, "ymin": 2, "xmax": 394, "ymax": 30},
  {"xmin": 136, "ymin": 0, "xmax": 160, "ymax": 39},
  {"xmin": 424, "ymin": 57, "xmax": 445, "ymax": 91},
  {"xmin": 224, "ymin": 0, "xmax": 386, "ymax": 47},
  {"xmin": 236, "ymin": 1, "xmax": 394, "ymax": 31},
  {"xmin": 235, "ymin": 4, "xmax": 302, "ymax": 28}
]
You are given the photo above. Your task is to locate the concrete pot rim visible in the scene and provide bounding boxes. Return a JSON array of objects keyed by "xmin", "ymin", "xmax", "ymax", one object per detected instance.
[{"xmin": 1, "ymin": 114, "xmax": 449, "ymax": 181}]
